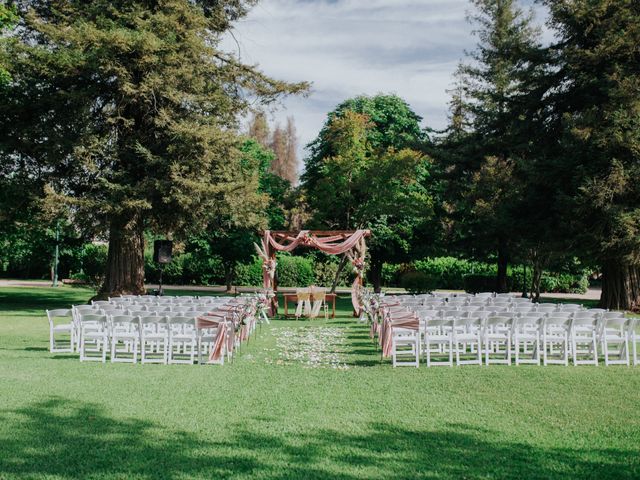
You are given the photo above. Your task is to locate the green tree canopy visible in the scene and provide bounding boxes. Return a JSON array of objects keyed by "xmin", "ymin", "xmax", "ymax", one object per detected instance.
[
  {"xmin": 0, "ymin": 0, "xmax": 307, "ymax": 295},
  {"xmin": 536, "ymin": 0, "xmax": 640, "ymax": 309},
  {"xmin": 439, "ymin": 0, "xmax": 540, "ymax": 292},
  {"xmin": 302, "ymin": 95, "xmax": 434, "ymax": 291}
]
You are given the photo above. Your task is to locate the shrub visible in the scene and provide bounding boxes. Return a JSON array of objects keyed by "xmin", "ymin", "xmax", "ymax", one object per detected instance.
[
  {"xmin": 510, "ymin": 266, "xmax": 589, "ymax": 294},
  {"xmin": 79, "ymin": 243, "xmax": 108, "ymax": 290},
  {"xmin": 144, "ymin": 251, "xmax": 184, "ymax": 285},
  {"xmin": 276, "ymin": 253, "xmax": 315, "ymax": 287},
  {"xmin": 233, "ymin": 253, "xmax": 315, "ymax": 287},
  {"xmin": 413, "ymin": 257, "xmax": 496, "ymax": 290},
  {"xmin": 181, "ymin": 253, "xmax": 225, "ymax": 285},
  {"xmin": 400, "ymin": 271, "xmax": 439, "ymax": 294},
  {"xmin": 314, "ymin": 259, "xmax": 352, "ymax": 288},
  {"xmin": 381, "ymin": 263, "xmax": 402, "ymax": 286},
  {"xmin": 234, "ymin": 257, "xmax": 263, "ymax": 287}
]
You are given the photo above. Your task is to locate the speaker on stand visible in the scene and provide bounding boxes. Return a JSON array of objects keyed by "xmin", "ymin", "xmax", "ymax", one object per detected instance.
[{"xmin": 153, "ymin": 240, "xmax": 173, "ymax": 296}]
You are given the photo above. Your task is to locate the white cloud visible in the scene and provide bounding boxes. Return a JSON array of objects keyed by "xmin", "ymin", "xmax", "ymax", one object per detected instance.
[{"xmin": 221, "ymin": 0, "xmax": 548, "ymax": 159}]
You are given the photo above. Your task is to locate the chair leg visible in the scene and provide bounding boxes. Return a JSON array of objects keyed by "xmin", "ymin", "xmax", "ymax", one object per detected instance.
[{"xmin": 484, "ymin": 341, "xmax": 490, "ymax": 366}]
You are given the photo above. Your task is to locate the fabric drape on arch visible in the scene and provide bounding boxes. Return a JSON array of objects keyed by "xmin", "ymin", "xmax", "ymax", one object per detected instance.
[{"xmin": 257, "ymin": 230, "xmax": 371, "ymax": 315}]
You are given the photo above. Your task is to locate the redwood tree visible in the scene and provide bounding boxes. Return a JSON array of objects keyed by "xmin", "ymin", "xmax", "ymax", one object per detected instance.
[
  {"xmin": 540, "ymin": 0, "xmax": 640, "ymax": 310},
  {"xmin": 0, "ymin": 0, "xmax": 307, "ymax": 295}
]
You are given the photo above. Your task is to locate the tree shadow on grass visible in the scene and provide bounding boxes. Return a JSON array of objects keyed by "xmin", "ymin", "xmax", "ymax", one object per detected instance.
[
  {"xmin": 0, "ymin": 399, "xmax": 637, "ymax": 479},
  {"xmin": 0, "ymin": 289, "xmax": 91, "ymax": 314}
]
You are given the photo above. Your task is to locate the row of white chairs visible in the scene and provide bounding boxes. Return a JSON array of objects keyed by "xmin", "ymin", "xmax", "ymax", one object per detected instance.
[
  {"xmin": 391, "ymin": 311, "xmax": 638, "ymax": 368},
  {"xmin": 47, "ymin": 295, "xmax": 266, "ymax": 364},
  {"xmin": 47, "ymin": 310, "xmax": 239, "ymax": 365},
  {"xmin": 48, "ymin": 300, "xmax": 230, "ymax": 353}
]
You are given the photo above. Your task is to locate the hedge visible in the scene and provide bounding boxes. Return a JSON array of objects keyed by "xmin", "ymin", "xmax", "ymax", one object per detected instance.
[{"xmin": 47, "ymin": 240, "xmax": 591, "ymax": 293}]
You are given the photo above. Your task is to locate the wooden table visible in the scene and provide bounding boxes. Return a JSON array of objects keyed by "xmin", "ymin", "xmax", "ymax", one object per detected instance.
[{"xmin": 282, "ymin": 293, "xmax": 337, "ymax": 318}]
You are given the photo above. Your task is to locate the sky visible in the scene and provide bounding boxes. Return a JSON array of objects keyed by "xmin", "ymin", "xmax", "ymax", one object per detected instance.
[{"xmin": 221, "ymin": 0, "xmax": 549, "ymax": 160}]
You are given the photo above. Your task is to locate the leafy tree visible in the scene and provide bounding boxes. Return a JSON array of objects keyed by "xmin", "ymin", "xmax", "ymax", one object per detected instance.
[
  {"xmin": 440, "ymin": 0, "xmax": 540, "ymax": 292},
  {"xmin": 0, "ymin": 0, "xmax": 307, "ymax": 295},
  {"xmin": 187, "ymin": 138, "xmax": 294, "ymax": 290},
  {"xmin": 0, "ymin": 1, "xmax": 17, "ymax": 86},
  {"xmin": 537, "ymin": 0, "xmax": 640, "ymax": 309},
  {"xmin": 302, "ymin": 95, "xmax": 434, "ymax": 291}
]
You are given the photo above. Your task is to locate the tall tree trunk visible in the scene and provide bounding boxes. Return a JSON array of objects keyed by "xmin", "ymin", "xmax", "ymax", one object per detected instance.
[
  {"xmin": 101, "ymin": 214, "xmax": 145, "ymax": 296},
  {"xmin": 600, "ymin": 258, "xmax": 640, "ymax": 311},
  {"xmin": 496, "ymin": 237, "xmax": 509, "ymax": 293},
  {"xmin": 330, "ymin": 255, "xmax": 348, "ymax": 294},
  {"xmin": 369, "ymin": 257, "xmax": 383, "ymax": 293},
  {"xmin": 530, "ymin": 262, "xmax": 543, "ymax": 303},
  {"xmin": 224, "ymin": 263, "xmax": 235, "ymax": 293}
]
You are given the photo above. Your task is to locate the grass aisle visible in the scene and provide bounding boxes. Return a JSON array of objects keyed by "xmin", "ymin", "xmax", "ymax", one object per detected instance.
[{"xmin": 0, "ymin": 286, "xmax": 639, "ymax": 479}]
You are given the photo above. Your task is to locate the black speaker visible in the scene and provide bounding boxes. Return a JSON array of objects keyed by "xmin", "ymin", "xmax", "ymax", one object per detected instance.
[{"xmin": 153, "ymin": 240, "xmax": 173, "ymax": 264}]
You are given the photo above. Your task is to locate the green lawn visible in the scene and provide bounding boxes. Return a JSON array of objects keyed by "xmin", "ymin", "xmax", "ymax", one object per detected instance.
[{"xmin": 0, "ymin": 286, "xmax": 639, "ymax": 479}]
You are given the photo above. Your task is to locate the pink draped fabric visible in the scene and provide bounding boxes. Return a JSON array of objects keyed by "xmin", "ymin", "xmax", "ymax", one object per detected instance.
[
  {"xmin": 380, "ymin": 309, "xmax": 420, "ymax": 358},
  {"xmin": 262, "ymin": 229, "xmax": 370, "ymax": 315},
  {"xmin": 196, "ymin": 316, "xmax": 228, "ymax": 362},
  {"xmin": 265, "ymin": 230, "xmax": 369, "ymax": 254}
]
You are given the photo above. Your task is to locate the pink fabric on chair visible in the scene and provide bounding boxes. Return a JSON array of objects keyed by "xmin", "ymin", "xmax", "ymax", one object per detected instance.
[
  {"xmin": 197, "ymin": 316, "xmax": 228, "ymax": 362},
  {"xmin": 380, "ymin": 308, "xmax": 420, "ymax": 358}
]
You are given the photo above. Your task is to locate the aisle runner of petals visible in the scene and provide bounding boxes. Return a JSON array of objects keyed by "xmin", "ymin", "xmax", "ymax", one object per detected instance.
[{"xmin": 266, "ymin": 327, "xmax": 350, "ymax": 369}]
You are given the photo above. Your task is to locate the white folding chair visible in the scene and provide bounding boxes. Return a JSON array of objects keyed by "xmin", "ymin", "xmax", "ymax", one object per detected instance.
[
  {"xmin": 72, "ymin": 304, "xmax": 98, "ymax": 348},
  {"xmin": 535, "ymin": 304, "xmax": 558, "ymax": 314},
  {"xmin": 140, "ymin": 316, "xmax": 168, "ymax": 364},
  {"xmin": 570, "ymin": 314, "xmax": 599, "ymax": 366},
  {"xmin": 511, "ymin": 297, "xmax": 532, "ymax": 305},
  {"xmin": 79, "ymin": 314, "xmax": 109, "ymax": 362},
  {"xmin": 100, "ymin": 305, "xmax": 124, "ymax": 315},
  {"xmin": 513, "ymin": 305, "xmax": 535, "ymax": 314},
  {"xmin": 110, "ymin": 315, "xmax": 140, "ymax": 363},
  {"xmin": 91, "ymin": 300, "xmax": 111, "ymax": 308},
  {"xmin": 171, "ymin": 306, "xmax": 192, "ymax": 314},
  {"xmin": 168, "ymin": 316, "xmax": 197, "ymax": 365},
  {"xmin": 453, "ymin": 317, "xmax": 482, "ymax": 366},
  {"xmin": 512, "ymin": 314, "xmax": 542, "ymax": 365},
  {"xmin": 542, "ymin": 316, "xmax": 571, "ymax": 366},
  {"xmin": 601, "ymin": 317, "xmax": 630, "ymax": 366},
  {"xmin": 423, "ymin": 318, "xmax": 454, "ymax": 367},
  {"xmin": 486, "ymin": 307, "xmax": 510, "ymax": 319},
  {"xmin": 197, "ymin": 321, "xmax": 227, "ymax": 365},
  {"xmin": 295, "ymin": 290, "xmax": 312, "ymax": 319},
  {"xmin": 310, "ymin": 289, "xmax": 329, "ymax": 320},
  {"xmin": 484, "ymin": 316, "xmax": 513, "ymax": 365},
  {"xmin": 391, "ymin": 326, "xmax": 420, "ymax": 367},
  {"xmin": 559, "ymin": 303, "xmax": 583, "ymax": 312},
  {"xmin": 629, "ymin": 318, "xmax": 638, "ymax": 366},
  {"xmin": 47, "ymin": 309, "xmax": 75, "ymax": 353}
]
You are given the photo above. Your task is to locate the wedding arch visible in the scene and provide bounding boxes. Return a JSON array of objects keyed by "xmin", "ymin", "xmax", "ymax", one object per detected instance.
[{"xmin": 255, "ymin": 230, "xmax": 371, "ymax": 316}]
